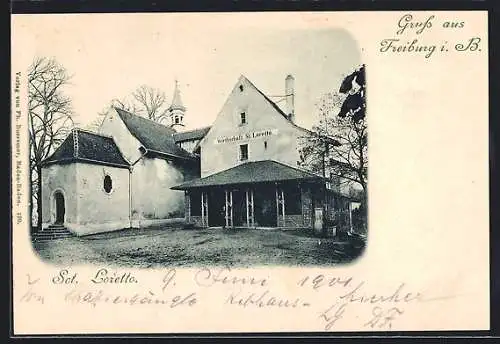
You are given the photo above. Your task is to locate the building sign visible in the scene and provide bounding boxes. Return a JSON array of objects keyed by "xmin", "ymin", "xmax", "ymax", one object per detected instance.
[{"xmin": 214, "ymin": 129, "xmax": 278, "ymax": 144}]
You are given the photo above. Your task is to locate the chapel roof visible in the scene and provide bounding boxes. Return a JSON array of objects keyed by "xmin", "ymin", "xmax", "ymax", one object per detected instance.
[
  {"xmin": 173, "ymin": 126, "xmax": 212, "ymax": 143},
  {"xmin": 114, "ymin": 108, "xmax": 196, "ymax": 160},
  {"xmin": 41, "ymin": 129, "xmax": 130, "ymax": 168}
]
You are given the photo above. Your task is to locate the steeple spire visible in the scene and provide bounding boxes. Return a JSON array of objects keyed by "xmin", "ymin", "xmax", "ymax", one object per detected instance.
[
  {"xmin": 169, "ymin": 79, "xmax": 186, "ymax": 112},
  {"xmin": 168, "ymin": 79, "xmax": 186, "ymax": 130}
]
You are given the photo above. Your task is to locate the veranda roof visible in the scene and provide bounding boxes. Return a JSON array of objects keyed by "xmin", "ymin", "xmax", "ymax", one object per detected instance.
[{"xmin": 171, "ymin": 160, "xmax": 323, "ymax": 190}]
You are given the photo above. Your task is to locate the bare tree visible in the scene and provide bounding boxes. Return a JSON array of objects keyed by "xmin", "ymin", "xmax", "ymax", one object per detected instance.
[
  {"xmin": 91, "ymin": 86, "xmax": 168, "ymax": 130},
  {"xmin": 110, "ymin": 97, "xmax": 140, "ymax": 114},
  {"xmin": 299, "ymin": 92, "xmax": 345, "ymax": 177},
  {"xmin": 334, "ymin": 65, "xmax": 367, "ymax": 197},
  {"xmin": 132, "ymin": 85, "xmax": 168, "ymax": 122},
  {"xmin": 28, "ymin": 57, "xmax": 75, "ymax": 230},
  {"xmin": 86, "ymin": 97, "xmax": 139, "ymax": 132},
  {"xmin": 86, "ymin": 109, "xmax": 107, "ymax": 132},
  {"xmin": 299, "ymin": 65, "xmax": 367, "ymax": 198}
]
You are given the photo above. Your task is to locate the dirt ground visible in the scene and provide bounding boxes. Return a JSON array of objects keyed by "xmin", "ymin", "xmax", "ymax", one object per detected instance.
[{"xmin": 32, "ymin": 225, "xmax": 365, "ymax": 268}]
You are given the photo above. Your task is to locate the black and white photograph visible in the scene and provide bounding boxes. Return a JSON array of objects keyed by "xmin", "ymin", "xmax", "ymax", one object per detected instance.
[
  {"xmin": 11, "ymin": 10, "xmax": 490, "ymax": 335},
  {"xmin": 27, "ymin": 15, "xmax": 368, "ymax": 267}
]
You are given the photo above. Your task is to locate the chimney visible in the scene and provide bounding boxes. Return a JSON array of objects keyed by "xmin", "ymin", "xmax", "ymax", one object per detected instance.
[{"xmin": 285, "ymin": 74, "xmax": 295, "ymax": 122}]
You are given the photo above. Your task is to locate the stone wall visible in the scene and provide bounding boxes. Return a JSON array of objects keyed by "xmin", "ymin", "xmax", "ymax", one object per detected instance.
[
  {"xmin": 187, "ymin": 216, "xmax": 205, "ymax": 228},
  {"xmin": 278, "ymin": 214, "xmax": 306, "ymax": 229},
  {"xmin": 301, "ymin": 186, "xmax": 313, "ymax": 228}
]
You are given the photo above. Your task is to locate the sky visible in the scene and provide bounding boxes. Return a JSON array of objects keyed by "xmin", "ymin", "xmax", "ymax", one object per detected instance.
[{"xmin": 17, "ymin": 13, "xmax": 361, "ymax": 130}]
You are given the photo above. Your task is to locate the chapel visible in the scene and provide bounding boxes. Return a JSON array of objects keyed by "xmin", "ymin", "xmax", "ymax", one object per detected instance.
[{"xmin": 40, "ymin": 82, "xmax": 203, "ymax": 235}]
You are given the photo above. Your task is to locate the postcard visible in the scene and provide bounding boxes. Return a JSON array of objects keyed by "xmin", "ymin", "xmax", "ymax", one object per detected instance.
[{"xmin": 11, "ymin": 11, "xmax": 489, "ymax": 334}]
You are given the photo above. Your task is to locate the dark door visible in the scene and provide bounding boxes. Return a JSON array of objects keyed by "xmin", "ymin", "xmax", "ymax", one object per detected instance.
[
  {"xmin": 232, "ymin": 189, "xmax": 247, "ymax": 227},
  {"xmin": 254, "ymin": 186, "xmax": 277, "ymax": 227},
  {"xmin": 55, "ymin": 192, "xmax": 65, "ymax": 224},
  {"xmin": 208, "ymin": 189, "xmax": 225, "ymax": 227}
]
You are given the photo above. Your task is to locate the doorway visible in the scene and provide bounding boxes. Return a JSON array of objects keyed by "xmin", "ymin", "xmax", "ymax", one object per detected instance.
[
  {"xmin": 54, "ymin": 192, "xmax": 65, "ymax": 224},
  {"xmin": 208, "ymin": 189, "xmax": 225, "ymax": 227},
  {"xmin": 232, "ymin": 189, "xmax": 247, "ymax": 227},
  {"xmin": 254, "ymin": 186, "xmax": 277, "ymax": 227}
]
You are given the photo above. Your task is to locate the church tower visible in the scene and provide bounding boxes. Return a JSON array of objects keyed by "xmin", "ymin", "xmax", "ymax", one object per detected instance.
[{"xmin": 167, "ymin": 80, "xmax": 186, "ymax": 130}]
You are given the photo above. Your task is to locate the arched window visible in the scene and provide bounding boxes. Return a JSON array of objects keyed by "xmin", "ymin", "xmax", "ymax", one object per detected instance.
[
  {"xmin": 175, "ymin": 116, "xmax": 179, "ymax": 124},
  {"xmin": 103, "ymin": 175, "xmax": 113, "ymax": 193}
]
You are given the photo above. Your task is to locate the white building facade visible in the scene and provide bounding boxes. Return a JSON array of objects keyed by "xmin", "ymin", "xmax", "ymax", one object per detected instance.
[{"xmin": 173, "ymin": 75, "xmax": 354, "ymax": 234}]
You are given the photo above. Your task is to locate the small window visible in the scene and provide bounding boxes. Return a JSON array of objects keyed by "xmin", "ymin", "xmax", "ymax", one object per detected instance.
[
  {"xmin": 240, "ymin": 112, "xmax": 246, "ymax": 125},
  {"xmin": 239, "ymin": 144, "xmax": 248, "ymax": 161},
  {"xmin": 103, "ymin": 175, "xmax": 113, "ymax": 193},
  {"xmin": 239, "ymin": 85, "xmax": 244, "ymax": 92},
  {"xmin": 175, "ymin": 116, "xmax": 180, "ymax": 124},
  {"xmin": 264, "ymin": 141, "xmax": 268, "ymax": 149}
]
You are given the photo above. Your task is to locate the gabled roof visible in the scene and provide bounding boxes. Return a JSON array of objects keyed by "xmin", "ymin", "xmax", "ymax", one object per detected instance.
[
  {"xmin": 173, "ymin": 126, "xmax": 211, "ymax": 143},
  {"xmin": 196, "ymin": 75, "xmax": 336, "ymax": 149},
  {"xmin": 244, "ymin": 77, "xmax": 291, "ymax": 121},
  {"xmin": 171, "ymin": 160, "xmax": 323, "ymax": 190},
  {"xmin": 41, "ymin": 129, "xmax": 129, "ymax": 168},
  {"xmin": 114, "ymin": 108, "xmax": 195, "ymax": 160},
  {"xmin": 242, "ymin": 76, "xmax": 317, "ymax": 137}
]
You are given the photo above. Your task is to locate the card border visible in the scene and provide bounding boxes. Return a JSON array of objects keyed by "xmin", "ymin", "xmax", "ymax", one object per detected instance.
[{"xmin": 8, "ymin": 0, "xmax": 498, "ymax": 339}]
